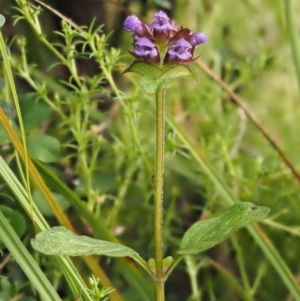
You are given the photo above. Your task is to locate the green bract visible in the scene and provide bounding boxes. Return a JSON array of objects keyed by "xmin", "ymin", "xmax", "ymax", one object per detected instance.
[{"xmin": 123, "ymin": 61, "xmax": 196, "ymax": 93}]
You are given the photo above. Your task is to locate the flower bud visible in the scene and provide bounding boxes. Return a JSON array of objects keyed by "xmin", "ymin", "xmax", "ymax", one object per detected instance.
[{"xmin": 189, "ymin": 32, "xmax": 207, "ymax": 47}]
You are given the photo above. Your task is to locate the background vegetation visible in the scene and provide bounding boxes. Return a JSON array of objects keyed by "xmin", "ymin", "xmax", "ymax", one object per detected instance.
[{"xmin": 1, "ymin": 0, "xmax": 300, "ymax": 301}]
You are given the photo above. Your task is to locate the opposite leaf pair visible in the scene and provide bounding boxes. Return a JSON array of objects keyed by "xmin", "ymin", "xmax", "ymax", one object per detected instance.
[{"xmin": 32, "ymin": 202, "xmax": 269, "ymax": 276}]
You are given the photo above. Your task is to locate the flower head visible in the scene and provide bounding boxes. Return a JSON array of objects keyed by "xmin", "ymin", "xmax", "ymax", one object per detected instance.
[
  {"xmin": 134, "ymin": 37, "xmax": 158, "ymax": 58},
  {"xmin": 123, "ymin": 11, "xmax": 206, "ymax": 66},
  {"xmin": 168, "ymin": 39, "xmax": 192, "ymax": 61},
  {"xmin": 149, "ymin": 11, "xmax": 173, "ymax": 32}
]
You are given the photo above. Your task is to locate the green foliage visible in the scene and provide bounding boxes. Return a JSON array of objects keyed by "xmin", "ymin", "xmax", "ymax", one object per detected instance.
[
  {"xmin": 27, "ymin": 134, "xmax": 60, "ymax": 163},
  {"xmin": 1, "ymin": 1, "xmax": 300, "ymax": 301},
  {"xmin": 19, "ymin": 93, "xmax": 53, "ymax": 131},
  {"xmin": 124, "ymin": 61, "xmax": 196, "ymax": 93},
  {"xmin": 0, "ymin": 205, "xmax": 25, "ymax": 250},
  {"xmin": 32, "ymin": 226, "xmax": 137, "ymax": 257},
  {"xmin": 178, "ymin": 203, "xmax": 270, "ymax": 255}
]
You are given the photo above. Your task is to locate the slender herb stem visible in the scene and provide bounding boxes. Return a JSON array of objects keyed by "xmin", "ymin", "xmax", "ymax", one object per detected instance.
[
  {"xmin": 156, "ymin": 281, "xmax": 165, "ymax": 301},
  {"xmin": 154, "ymin": 89, "xmax": 166, "ymax": 300}
]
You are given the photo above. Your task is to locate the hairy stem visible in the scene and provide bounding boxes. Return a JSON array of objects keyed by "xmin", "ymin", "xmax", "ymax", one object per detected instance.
[{"xmin": 154, "ymin": 89, "xmax": 166, "ymax": 300}]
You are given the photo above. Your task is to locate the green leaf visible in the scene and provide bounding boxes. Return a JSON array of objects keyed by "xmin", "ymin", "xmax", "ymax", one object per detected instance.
[
  {"xmin": 0, "ymin": 205, "xmax": 26, "ymax": 250},
  {"xmin": 31, "ymin": 226, "xmax": 137, "ymax": 258},
  {"xmin": 19, "ymin": 93, "xmax": 53, "ymax": 131},
  {"xmin": 27, "ymin": 134, "xmax": 60, "ymax": 163},
  {"xmin": 140, "ymin": 75, "xmax": 159, "ymax": 93},
  {"xmin": 159, "ymin": 64, "xmax": 196, "ymax": 81},
  {"xmin": 123, "ymin": 60, "xmax": 162, "ymax": 78},
  {"xmin": 0, "ymin": 15, "xmax": 5, "ymax": 28},
  {"xmin": 0, "ymin": 100, "xmax": 16, "ymax": 119},
  {"xmin": 178, "ymin": 202, "xmax": 270, "ymax": 255},
  {"xmin": 33, "ymin": 190, "xmax": 70, "ymax": 217},
  {"xmin": 157, "ymin": 78, "xmax": 177, "ymax": 90}
]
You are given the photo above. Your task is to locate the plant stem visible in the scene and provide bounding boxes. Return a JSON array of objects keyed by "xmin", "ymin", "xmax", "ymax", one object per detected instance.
[{"xmin": 154, "ymin": 89, "xmax": 166, "ymax": 300}]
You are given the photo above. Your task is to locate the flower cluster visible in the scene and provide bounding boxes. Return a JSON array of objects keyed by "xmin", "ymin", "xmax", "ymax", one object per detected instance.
[{"xmin": 124, "ymin": 11, "xmax": 206, "ymax": 66}]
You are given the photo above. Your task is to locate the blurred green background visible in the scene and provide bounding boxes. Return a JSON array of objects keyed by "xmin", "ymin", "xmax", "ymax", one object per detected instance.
[{"xmin": 1, "ymin": 1, "xmax": 300, "ymax": 301}]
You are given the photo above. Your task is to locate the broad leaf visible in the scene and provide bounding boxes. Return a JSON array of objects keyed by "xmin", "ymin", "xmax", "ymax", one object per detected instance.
[
  {"xmin": 159, "ymin": 64, "xmax": 196, "ymax": 81},
  {"xmin": 27, "ymin": 134, "xmax": 60, "ymax": 163},
  {"xmin": 178, "ymin": 202, "xmax": 270, "ymax": 255},
  {"xmin": 19, "ymin": 93, "xmax": 52, "ymax": 131},
  {"xmin": 140, "ymin": 75, "xmax": 159, "ymax": 93},
  {"xmin": 123, "ymin": 60, "xmax": 162, "ymax": 78},
  {"xmin": 31, "ymin": 226, "xmax": 137, "ymax": 258}
]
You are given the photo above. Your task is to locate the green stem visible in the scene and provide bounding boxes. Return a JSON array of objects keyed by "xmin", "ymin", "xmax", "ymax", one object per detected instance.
[
  {"xmin": 154, "ymin": 89, "xmax": 166, "ymax": 300},
  {"xmin": 156, "ymin": 281, "xmax": 165, "ymax": 301}
]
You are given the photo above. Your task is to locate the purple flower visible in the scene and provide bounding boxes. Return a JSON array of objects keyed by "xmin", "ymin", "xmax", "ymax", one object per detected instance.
[
  {"xmin": 134, "ymin": 37, "xmax": 158, "ymax": 58},
  {"xmin": 124, "ymin": 15, "xmax": 143, "ymax": 32},
  {"xmin": 190, "ymin": 32, "xmax": 207, "ymax": 46},
  {"xmin": 149, "ymin": 11, "xmax": 172, "ymax": 32},
  {"xmin": 168, "ymin": 39, "xmax": 192, "ymax": 60}
]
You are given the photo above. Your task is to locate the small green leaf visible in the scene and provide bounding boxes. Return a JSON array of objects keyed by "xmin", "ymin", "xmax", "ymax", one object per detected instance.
[
  {"xmin": 178, "ymin": 202, "xmax": 270, "ymax": 255},
  {"xmin": 140, "ymin": 75, "xmax": 159, "ymax": 93},
  {"xmin": 123, "ymin": 60, "xmax": 162, "ymax": 78},
  {"xmin": 19, "ymin": 93, "xmax": 53, "ymax": 131},
  {"xmin": 31, "ymin": 226, "xmax": 137, "ymax": 258},
  {"xmin": 162, "ymin": 256, "xmax": 173, "ymax": 272},
  {"xmin": 27, "ymin": 134, "xmax": 60, "ymax": 163},
  {"xmin": 147, "ymin": 258, "xmax": 156, "ymax": 274},
  {"xmin": 0, "ymin": 205, "xmax": 26, "ymax": 250},
  {"xmin": 159, "ymin": 64, "xmax": 196, "ymax": 81},
  {"xmin": 0, "ymin": 15, "xmax": 5, "ymax": 28}
]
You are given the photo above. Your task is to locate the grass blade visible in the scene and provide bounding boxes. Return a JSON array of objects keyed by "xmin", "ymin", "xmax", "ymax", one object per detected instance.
[{"xmin": 0, "ymin": 211, "xmax": 62, "ymax": 301}]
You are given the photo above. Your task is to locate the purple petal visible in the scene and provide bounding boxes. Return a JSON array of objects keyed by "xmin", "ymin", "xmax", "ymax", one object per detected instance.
[
  {"xmin": 134, "ymin": 37, "xmax": 158, "ymax": 58},
  {"xmin": 149, "ymin": 10, "xmax": 172, "ymax": 32},
  {"xmin": 153, "ymin": 11, "xmax": 169, "ymax": 20},
  {"xmin": 168, "ymin": 39, "xmax": 192, "ymax": 60},
  {"xmin": 124, "ymin": 15, "xmax": 141, "ymax": 32}
]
